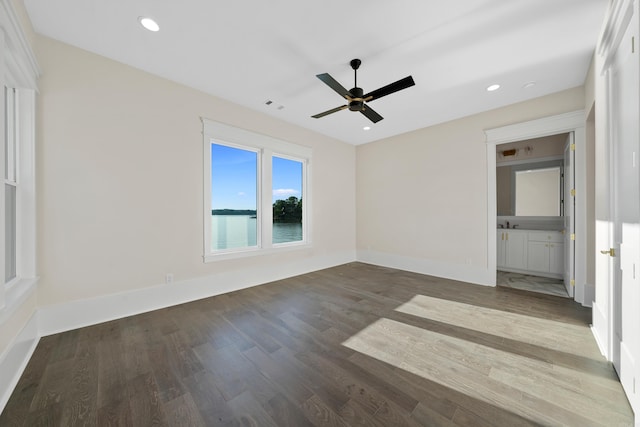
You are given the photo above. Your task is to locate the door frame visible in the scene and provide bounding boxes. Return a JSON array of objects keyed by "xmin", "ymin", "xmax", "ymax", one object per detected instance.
[
  {"xmin": 485, "ymin": 110, "xmax": 588, "ymax": 305},
  {"xmin": 563, "ymin": 133, "xmax": 576, "ymax": 298}
]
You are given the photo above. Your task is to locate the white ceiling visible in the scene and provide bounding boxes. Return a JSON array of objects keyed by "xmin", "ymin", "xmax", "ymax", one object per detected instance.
[{"xmin": 24, "ymin": 0, "xmax": 608, "ymax": 145}]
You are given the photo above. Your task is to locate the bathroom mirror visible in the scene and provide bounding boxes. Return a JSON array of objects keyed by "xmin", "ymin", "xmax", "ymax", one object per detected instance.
[{"xmin": 497, "ymin": 160, "xmax": 563, "ymax": 216}]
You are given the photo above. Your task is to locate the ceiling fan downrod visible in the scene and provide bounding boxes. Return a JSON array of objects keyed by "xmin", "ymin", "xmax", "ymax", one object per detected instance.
[{"xmin": 351, "ymin": 58, "xmax": 361, "ymax": 88}]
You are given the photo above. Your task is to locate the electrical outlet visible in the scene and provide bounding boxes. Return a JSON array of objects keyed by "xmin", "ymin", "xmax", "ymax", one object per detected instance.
[{"xmin": 165, "ymin": 273, "xmax": 174, "ymax": 284}]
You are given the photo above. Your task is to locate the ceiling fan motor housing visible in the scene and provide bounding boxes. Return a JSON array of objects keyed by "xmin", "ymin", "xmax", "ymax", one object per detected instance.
[{"xmin": 348, "ymin": 87, "xmax": 364, "ymax": 111}]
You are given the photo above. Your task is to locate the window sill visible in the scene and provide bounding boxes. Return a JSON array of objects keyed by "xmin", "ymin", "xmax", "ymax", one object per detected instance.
[
  {"xmin": 204, "ymin": 241, "xmax": 312, "ymax": 263},
  {"xmin": 0, "ymin": 277, "xmax": 38, "ymax": 325}
]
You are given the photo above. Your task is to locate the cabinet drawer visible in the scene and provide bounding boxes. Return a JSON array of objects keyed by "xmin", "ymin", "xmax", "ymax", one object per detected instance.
[{"xmin": 528, "ymin": 231, "xmax": 563, "ymax": 243}]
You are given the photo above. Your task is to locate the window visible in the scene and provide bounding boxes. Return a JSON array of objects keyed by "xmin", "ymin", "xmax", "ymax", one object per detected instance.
[
  {"xmin": 203, "ymin": 119, "xmax": 311, "ymax": 261},
  {"xmin": 272, "ymin": 156, "xmax": 303, "ymax": 244},
  {"xmin": 0, "ymin": 0, "xmax": 39, "ymax": 315},
  {"xmin": 4, "ymin": 87, "xmax": 16, "ymax": 284},
  {"xmin": 210, "ymin": 143, "xmax": 258, "ymax": 251}
]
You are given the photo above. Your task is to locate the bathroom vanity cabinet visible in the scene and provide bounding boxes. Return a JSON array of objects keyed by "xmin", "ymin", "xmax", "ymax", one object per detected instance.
[{"xmin": 497, "ymin": 229, "xmax": 564, "ymax": 278}]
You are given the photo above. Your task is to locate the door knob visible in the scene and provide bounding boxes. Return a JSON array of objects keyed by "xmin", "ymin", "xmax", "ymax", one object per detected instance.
[{"xmin": 600, "ymin": 248, "xmax": 616, "ymax": 257}]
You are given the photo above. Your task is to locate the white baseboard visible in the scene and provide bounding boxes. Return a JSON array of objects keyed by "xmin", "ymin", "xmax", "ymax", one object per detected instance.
[
  {"xmin": 591, "ymin": 301, "xmax": 608, "ymax": 359},
  {"xmin": 357, "ymin": 249, "xmax": 494, "ymax": 287},
  {"xmin": 39, "ymin": 251, "xmax": 356, "ymax": 337},
  {"xmin": 0, "ymin": 311, "xmax": 39, "ymax": 414}
]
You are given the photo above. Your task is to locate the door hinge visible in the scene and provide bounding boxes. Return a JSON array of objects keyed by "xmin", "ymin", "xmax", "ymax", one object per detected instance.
[
  {"xmin": 570, "ymin": 233, "xmax": 576, "ymax": 241},
  {"xmin": 570, "ymin": 143, "xmax": 576, "ymax": 151},
  {"xmin": 633, "ymin": 36, "xmax": 635, "ymax": 54},
  {"xmin": 570, "ymin": 188, "xmax": 576, "ymax": 197}
]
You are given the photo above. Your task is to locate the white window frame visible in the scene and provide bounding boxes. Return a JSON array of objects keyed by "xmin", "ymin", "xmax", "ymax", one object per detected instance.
[
  {"xmin": 5, "ymin": 86, "xmax": 18, "ymax": 286},
  {"xmin": 202, "ymin": 119, "xmax": 312, "ymax": 262},
  {"xmin": 0, "ymin": 0, "xmax": 40, "ymax": 320}
]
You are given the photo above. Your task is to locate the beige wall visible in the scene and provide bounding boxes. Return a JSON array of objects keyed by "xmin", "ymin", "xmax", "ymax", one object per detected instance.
[
  {"xmin": 356, "ymin": 87, "xmax": 584, "ymax": 269},
  {"xmin": 35, "ymin": 36, "xmax": 356, "ymax": 307}
]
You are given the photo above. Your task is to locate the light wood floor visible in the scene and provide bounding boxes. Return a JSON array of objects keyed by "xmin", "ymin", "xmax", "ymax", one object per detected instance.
[{"xmin": 0, "ymin": 262, "xmax": 634, "ymax": 426}]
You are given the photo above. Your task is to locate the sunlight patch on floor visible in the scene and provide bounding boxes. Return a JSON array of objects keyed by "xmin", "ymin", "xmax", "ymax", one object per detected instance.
[
  {"xmin": 395, "ymin": 294, "xmax": 593, "ymax": 357},
  {"xmin": 341, "ymin": 317, "xmax": 628, "ymax": 426}
]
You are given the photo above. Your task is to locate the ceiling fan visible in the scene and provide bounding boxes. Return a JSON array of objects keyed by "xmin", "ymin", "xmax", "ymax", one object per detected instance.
[{"xmin": 311, "ymin": 59, "xmax": 415, "ymax": 123}]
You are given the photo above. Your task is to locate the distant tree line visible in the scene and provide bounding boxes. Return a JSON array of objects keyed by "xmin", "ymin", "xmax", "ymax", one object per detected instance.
[
  {"xmin": 211, "ymin": 209, "xmax": 257, "ymax": 216},
  {"xmin": 211, "ymin": 197, "xmax": 302, "ymax": 222},
  {"xmin": 273, "ymin": 197, "xmax": 302, "ymax": 223}
]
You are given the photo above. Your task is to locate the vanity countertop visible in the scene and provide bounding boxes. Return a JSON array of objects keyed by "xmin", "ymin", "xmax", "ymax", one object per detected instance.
[{"xmin": 497, "ymin": 227, "xmax": 563, "ymax": 232}]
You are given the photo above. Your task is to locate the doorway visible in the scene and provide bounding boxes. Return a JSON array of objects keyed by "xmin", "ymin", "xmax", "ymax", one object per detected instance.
[
  {"xmin": 495, "ymin": 133, "xmax": 573, "ymax": 298},
  {"xmin": 485, "ymin": 110, "xmax": 588, "ymax": 306}
]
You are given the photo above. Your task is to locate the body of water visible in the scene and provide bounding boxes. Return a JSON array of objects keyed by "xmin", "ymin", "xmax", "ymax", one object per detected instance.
[{"xmin": 211, "ymin": 215, "xmax": 302, "ymax": 250}]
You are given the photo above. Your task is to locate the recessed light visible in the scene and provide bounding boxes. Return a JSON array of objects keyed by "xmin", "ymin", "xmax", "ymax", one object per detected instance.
[
  {"xmin": 486, "ymin": 84, "xmax": 501, "ymax": 92},
  {"xmin": 523, "ymin": 81, "xmax": 537, "ymax": 89},
  {"xmin": 363, "ymin": 126, "xmax": 371, "ymax": 131},
  {"xmin": 139, "ymin": 17, "xmax": 160, "ymax": 32}
]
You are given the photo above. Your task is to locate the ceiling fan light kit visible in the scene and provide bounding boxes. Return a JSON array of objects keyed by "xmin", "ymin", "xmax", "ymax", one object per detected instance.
[{"xmin": 312, "ymin": 59, "xmax": 415, "ymax": 124}]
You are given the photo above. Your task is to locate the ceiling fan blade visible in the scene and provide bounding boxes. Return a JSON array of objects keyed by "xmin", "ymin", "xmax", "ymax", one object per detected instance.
[
  {"xmin": 316, "ymin": 73, "xmax": 352, "ymax": 99},
  {"xmin": 364, "ymin": 76, "xmax": 415, "ymax": 102},
  {"xmin": 311, "ymin": 105, "xmax": 348, "ymax": 119},
  {"xmin": 360, "ymin": 104, "xmax": 383, "ymax": 123}
]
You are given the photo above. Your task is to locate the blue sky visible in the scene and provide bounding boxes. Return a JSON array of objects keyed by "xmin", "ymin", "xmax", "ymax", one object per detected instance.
[{"xmin": 211, "ymin": 143, "xmax": 302, "ymax": 210}]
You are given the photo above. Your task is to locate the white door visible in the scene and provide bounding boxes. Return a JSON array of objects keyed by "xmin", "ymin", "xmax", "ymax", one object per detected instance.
[
  {"xmin": 563, "ymin": 134, "xmax": 575, "ymax": 298},
  {"xmin": 608, "ymin": 10, "xmax": 639, "ymax": 411}
]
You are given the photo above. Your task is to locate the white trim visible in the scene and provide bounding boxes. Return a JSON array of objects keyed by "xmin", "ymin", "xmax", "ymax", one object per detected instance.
[
  {"xmin": 39, "ymin": 251, "xmax": 355, "ymax": 337},
  {"xmin": 485, "ymin": 111, "xmax": 587, "ymax": 306},
  {"xmin": 202, "ymin": 119, "xmax": 312, "ymax": 158},
  {"xmin": 591, "ymin": 301, "xmax": 609, "ymax": 358},
  {"xmin": 0, "ymin": 30, "xmax": 6, "ymax": 311},
  {"xmin": 202, "ymin": 119, "xmax": 312, "ymax": 260},
  {"xmin": 597, "ymin": 0, "xmax": 635, "ymax": 74},
  {"xmin": 0, "ymin": 0, "xmax": 40, "ymax": 89},
  {"xmin": 203, "ymin": 241, "xmax": 313, "ymax": 262},
  {"xmin": 0, "ymin": 310, "xmax": 38, "ymax": 413},
  {"xmin": 484, "ymin": 111, "xmax": 585, "ymax": 144},
  {"xmin": 0, "ymin": 277, "xmax": 36, "ymax": 325},
  {"xmin": 357, "ymin": 249, "xmax": 494, "ymax": 287}
]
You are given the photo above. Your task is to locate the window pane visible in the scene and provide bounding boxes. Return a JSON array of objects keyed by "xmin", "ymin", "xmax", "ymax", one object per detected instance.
[
  {"xmin": 272, "ymin": 156, "xmax": 303, "ymax": 244},
  {"xmin": 5, "ymin": 184, "xmax": 16, "ymax": 283},
  {"xmin": 4, "ymin": 87, "xmax": 16, "ymax": 182},
  {"xmin": 210, "ymin": 143, "xmax": 258, "ymax": 251}
]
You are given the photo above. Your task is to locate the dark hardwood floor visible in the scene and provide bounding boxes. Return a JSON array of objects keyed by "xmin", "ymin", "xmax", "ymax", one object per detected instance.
[{"xmin": 0, "ymin": 262, "xmax": 634, "ymax": 426}]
